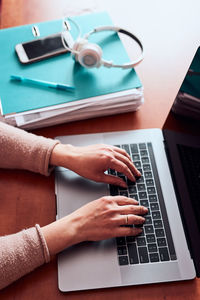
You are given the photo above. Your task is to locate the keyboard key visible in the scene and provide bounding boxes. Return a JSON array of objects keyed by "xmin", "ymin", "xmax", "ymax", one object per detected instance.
[
  {"xmin": 129, "ymin": 194, "xmax": 138, "ymax": 201},
  {"xmin": 118, "ymin": 256, "xmax": 129, "ymax": 265},
  {"xmin": 117, "ymin": 246, "xmax": 127, "ymax": 256},
  {"xmin": 155, "ymin": 229, "xmax": 165, "ymax": 237},
  {"xmin": 150, "ymin": 203, "xmax": 159, "ymax": 211},
  {"xmin": 137, "ymin": 184, "xmax": 146, "ymax": 191},
  {"xmin": 109, "ymin": 169, "xmax": 116, "ymax": 175},
  {"xmin": 136, "ymin": 176, "xmax": 144, "ymax": 183},
  {"xmin": 139, "ymin": 192, "xmax": 147, "ymax": 199},
  {"xmin": 136, "ymin": 237, "xmax": 146, "ymax": 246},
  {"xmin": 129, "ymin": 186, "xmax": 137, "ymax": 194},
  {"xmin": 170, "ymin": 254, "xmax": 177, "ymax": 261},
  {"xmin": 116, "ymin": 237, "xmax": 126, "ymax": 246},
  {"xmin": 109, "ymin": 185, "xmax": 118, "ymax": 196},
  {"xmin": 150, "ymin": 253, "xmax": 160, "ymax": 262},
  {"xmin": 145, "ymin": 216, "xmax": 152, "ymax": 224},
  {"xmin": 149, "ymin": 194, "xmax": 158, "ymax": 202},
  {"xmin": 152, "ymin": 211, "xmax": 161, "ymax": 219},
  {"xmin": 159, "ymin": 247, "xmax": 170, "ymax": 261},
  {"xmin": 153, "ymin": 220, "xmax": 163, "ymax": 228},
  {"xmin": 147, "ymin": 187, "xmax": 156, "ymax": 194},
  {"xmin": 132, "ymin": 154, "xmax": 140, "ymax": 161},
  {"xmin": 148, "ymin": 243, "xmax": 157, "ymax": 253},
  {"xmin": 130, "ymin": 144, "xmax": 139, "ymax": 154},
  {"xmin": 146, "ymin": 234, "xmax": 156, "ymax": 243},
  {"xmin": 134, "ymin": 161, "xmax": 141, "ymax": 168},
  {"xmin": 144, "ymin": 171, "xmax": 152, "ymax": 178},
  {"xmin": 138, "ymin": 247, "xmax": 149, "ymax": 263},
  {"xmin": 126, "ymin": 236, "xmax": 135, "ymax": 243},
  {"xmin": 157, "ymin": 238, "xmax": 167, "ymax": 247},
  {"xmin": 142, "ymin": 157, "xmax": 150, "ymax": 164},
  {"xmin": 146, "ymin": 179, "xmax": 154, "ymax": 186},
  {"xmin": 140, "ymin": 200, "xmax": 149, "ymax": 207},
  {"xmin": 127, "ymin": 243, "xmax": 139, "ymax": 264},
  {"xmin": 139, "ymin": 143, "xmax": 147, "ymax": 150},
  {"xmin": 144, "ymin": 225, "xmax": 154, "ymax": 234},
  {"xmin": 140, "ymin": 150, "xmax": 148, "ymax": 156},
  {"xmin": 143, "ymin": 164, "xmax": 151, "ymax": 171}
]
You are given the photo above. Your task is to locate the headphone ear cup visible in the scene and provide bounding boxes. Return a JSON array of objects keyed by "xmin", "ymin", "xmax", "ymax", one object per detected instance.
[
  {"xmin": 71, "ymin": 38, "xmax": 103, "ymax": 68},
  {"xmin": 71, "ymin": 38, "xmax": 88, "ymax": 62}
]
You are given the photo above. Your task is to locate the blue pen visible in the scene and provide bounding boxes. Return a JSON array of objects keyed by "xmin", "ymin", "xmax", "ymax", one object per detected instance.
[{"xmin": 10, "ymin": 75, "xmax": 75, "ymax": 92}]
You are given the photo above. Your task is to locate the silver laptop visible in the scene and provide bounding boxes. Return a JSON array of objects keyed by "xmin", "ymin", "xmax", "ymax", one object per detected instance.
[{"xmin": 55, "ymin": 47, "xmax": 200, "ymax": 292}]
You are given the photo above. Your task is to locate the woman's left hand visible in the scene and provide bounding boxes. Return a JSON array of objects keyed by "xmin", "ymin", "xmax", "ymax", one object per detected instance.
[{"xmin": 50, "ymin": 143, "xmax": 141, "ymax": 188}]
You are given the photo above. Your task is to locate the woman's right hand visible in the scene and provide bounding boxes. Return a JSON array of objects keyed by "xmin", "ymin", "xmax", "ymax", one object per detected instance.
[{"xmin": 41, "ymin": 196, "xmax": 148, "ymax": 256}]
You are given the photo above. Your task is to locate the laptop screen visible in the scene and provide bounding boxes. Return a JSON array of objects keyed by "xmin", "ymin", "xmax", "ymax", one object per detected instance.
[
  {"xmin": 163, "ymin": 46, "xmax": 200, "ymax": 275},
  {"xmin": 171, "ymin": 47, "xmax": 200, "ymax": 121}
]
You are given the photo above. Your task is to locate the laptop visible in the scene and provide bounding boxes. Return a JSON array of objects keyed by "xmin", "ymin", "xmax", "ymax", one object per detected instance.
[{"xmin": 55, "ymin": 47, "xmax": 200, "ymax": 292}]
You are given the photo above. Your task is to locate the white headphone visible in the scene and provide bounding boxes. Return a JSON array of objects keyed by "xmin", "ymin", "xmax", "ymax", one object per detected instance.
[{"xmin": 62, "ymin": 21, "xmax": 144, "ymax": 69}]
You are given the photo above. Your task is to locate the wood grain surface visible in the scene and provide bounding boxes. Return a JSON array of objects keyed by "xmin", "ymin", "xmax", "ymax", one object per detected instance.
[{"xmin": 0, "ymin": 0, "xmax": 200, "ymax": 299}]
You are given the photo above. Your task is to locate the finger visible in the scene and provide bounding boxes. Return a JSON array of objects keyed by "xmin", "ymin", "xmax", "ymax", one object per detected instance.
[
  {"xmin": 115, "ymin": 226, "xmax": 142, "ymax": 237},
  {"xmin": 114, "ymin": 152, "xmax": 141, "ymax": 178},
  {"xmin": 113, "ymin": 196, "xmax": 139, "ymax": 206},
  {"xmin": 118, "ymin": 205, "xmax": 148, "ymax": 215},
  {"xmin": 112, "ymin": 146, "xmax": 132, "ymax": 161},
  {"xmin": 100, "ymin": 173, "xmax": 127, "ymax": 188},
  {"xmin": 108, "ymin": 158, "xmax": 136, "ymax": 182},
  {"xmin": 114, "ymin": 214, "xmax": 145, "ymax": 226}
]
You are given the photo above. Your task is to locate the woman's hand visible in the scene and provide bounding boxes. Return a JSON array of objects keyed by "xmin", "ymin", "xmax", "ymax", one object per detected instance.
[
  {"xmin": 41, "ymin": 196, "xmax": 148, "ymax": 256},
  {"xmin": 69, "ymin": 195, "xmax": 147, "ymax": 242},
  {"xmin": 50, "ymin": 143, "xmax": 141, "ymax": 187}
]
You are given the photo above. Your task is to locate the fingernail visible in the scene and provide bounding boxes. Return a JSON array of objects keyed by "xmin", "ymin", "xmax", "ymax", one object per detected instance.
[{"xmin": 144, "ymin": 207, "xmax": 148, "ymax": 213}]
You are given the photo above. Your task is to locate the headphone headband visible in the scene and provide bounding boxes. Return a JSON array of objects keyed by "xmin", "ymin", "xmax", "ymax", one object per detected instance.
[
  {"xmin": 83, "ymin": 26, "xmax": 144, "ymax": 69},
  {"xmin": 62, "ymin": 21, "xmax": 144, "ymax": 69}
]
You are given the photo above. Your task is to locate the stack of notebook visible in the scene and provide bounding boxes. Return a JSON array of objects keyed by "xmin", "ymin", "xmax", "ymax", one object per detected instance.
[{"xmin": 0, "ymin": 11, "xmax": 144, "ymax": 130}]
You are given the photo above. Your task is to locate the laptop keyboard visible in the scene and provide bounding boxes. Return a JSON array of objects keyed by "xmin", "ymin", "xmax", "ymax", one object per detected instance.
[{"xmin": 108, "ymin": 142, "xmax": 177, "ymax": 266}]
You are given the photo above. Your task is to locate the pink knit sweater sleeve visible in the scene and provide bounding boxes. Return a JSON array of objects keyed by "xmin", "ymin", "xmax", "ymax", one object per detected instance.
[
  {"xmin": 0, "ymin": 122, "xmax": 60, "ymax": 289},
  {"xmin": 0, "ymin": 225, "xmax": 50, "ymax": 290},
  {"xmin": 0, "ymin": 122, "xmax": 59, "ymax": 175}
]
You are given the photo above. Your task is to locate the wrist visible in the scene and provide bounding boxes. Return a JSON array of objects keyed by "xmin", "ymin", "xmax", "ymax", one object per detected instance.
[
  {"xmin": 41, "ymin": 213, "xmax": 81, "ymax": 256},
  {"xmin": 50, "ymin": 143, "xmax": 74, "ymax": 168}
]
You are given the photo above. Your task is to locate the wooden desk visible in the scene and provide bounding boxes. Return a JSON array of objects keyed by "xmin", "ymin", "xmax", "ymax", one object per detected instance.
[{"xmin": 0, "ymin": 0, "xmax": 200, "ymax": 299}]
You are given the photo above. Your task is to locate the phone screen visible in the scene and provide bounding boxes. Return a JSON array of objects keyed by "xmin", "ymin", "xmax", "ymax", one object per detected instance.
[{"xmin": 23, "ymin": 34, "xmax": 67, "ymax": 59}]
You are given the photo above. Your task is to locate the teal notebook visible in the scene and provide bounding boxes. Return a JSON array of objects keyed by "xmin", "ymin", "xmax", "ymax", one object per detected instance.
[{"xmin": 0, "ymin": 11, "xmax": 142, "ymax": 115}]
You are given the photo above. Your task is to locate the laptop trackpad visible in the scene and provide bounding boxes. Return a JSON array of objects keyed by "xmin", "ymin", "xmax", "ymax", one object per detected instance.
[
  {"xmin": 56, "ymin": 168, "xmax": 110, "ymax": 216},
  {"xmin": 56, "ymin": 169, "xmax": 121, "ymax": 292}
]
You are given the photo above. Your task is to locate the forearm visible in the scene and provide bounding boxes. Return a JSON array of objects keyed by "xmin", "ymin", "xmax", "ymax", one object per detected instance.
[
  {"xmin": 0, "ymin": 225, "xmax": 49, "ymax": 290},
  {"xmin": 0, "ymin": 122, "xmax": 59, "ymax": 175}
]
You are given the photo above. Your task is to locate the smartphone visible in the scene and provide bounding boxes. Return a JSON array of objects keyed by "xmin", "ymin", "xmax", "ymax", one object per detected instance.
[{"xmin": 15, "ymin": 31, "xmax": 74, "ymax": 64}]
